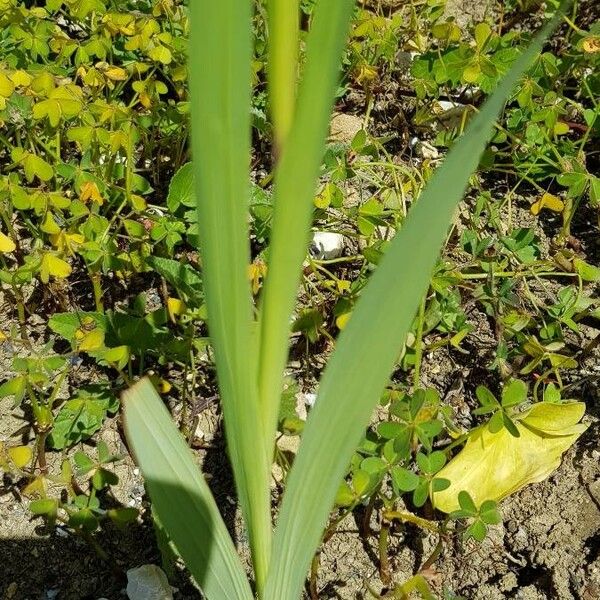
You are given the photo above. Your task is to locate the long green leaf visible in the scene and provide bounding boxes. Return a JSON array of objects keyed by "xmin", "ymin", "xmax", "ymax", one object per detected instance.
[
  {"xmin": 189, "ymin": 0, "xmax": 272, "ymax": 590},
  {"xmin": 265, "ymin": 16, "xmax": 562, "ymax": 600},
  {"xmin": 122, "ymin": 379, "xmax": 253, "ymax": 600},
  {"xmin": 258, "ymin": 0, "xmax": 355, "ymax": 470},
  {"xmin": 267, "ymin": 0, "xmax": 300, "ymax": 149}
]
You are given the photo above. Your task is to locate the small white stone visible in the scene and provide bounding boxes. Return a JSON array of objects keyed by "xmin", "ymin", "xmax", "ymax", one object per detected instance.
[
  {"xmin": 410, "ymin": 137, "xmax": 439, "ymax": 159},
  {"xmin": 133, "ymin": 467, "xmax": 140, "ymax": 476},
  {"xmin": 309, "ymin": 232, "xmax": 344, "ymax": 260},
  {"xmin": 193, "ymin": 422, "xmax": 205, "ymax": 440},
  {"xmin": 126, "ymin": 565, "xmax": 173, "ymax": 600},
  {"xmin": 437, "ymin": 100, "xmax": 463, "ymax": 112},
  {"xmin": 304, "ymin": 393, "xmax": 317, "ymax": 408}
]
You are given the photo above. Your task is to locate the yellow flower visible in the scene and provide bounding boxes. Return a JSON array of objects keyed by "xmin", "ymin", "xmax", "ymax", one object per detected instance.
[{"xmin": 80, "ymin": 181, "xmax": 105, "ymax": 205}]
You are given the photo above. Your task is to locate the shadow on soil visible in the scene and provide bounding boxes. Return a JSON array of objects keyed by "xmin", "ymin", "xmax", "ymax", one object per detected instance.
[{"xmin": 0, "ymin": 508, "xmax": 201, "ymax": 600}]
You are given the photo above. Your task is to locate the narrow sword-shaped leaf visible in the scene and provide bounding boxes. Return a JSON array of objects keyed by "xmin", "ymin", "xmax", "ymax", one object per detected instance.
[
  {"xmin": 267, "ymin": 0, "xmax": 300, "ymax": 150},
  {"xmin": 123, "ymin": 379, "xmax": 253, "ymax": 600},
  {"xmin": 266, "ymin": 15, "xmax": 563, "ymax": 600},
  {"xmin": 258, "ymin": 0, "xmax": 355, "ymax": 469},
  {"xmin": 189, "ymin": 0, "xmax": 272, "ymax": 590}
]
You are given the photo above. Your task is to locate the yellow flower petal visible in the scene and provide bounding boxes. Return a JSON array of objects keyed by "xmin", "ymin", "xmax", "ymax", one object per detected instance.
[
  {"xmin": 79, "ymin": 181, "xmax": 104, "ymax": 205},
  {"xmin": 582, "ymin": 36, "xmax": 600, "ymax": 54},
  {"xmin": 530, "ymin": 192, "xmax": 564, "ymax": 215}
]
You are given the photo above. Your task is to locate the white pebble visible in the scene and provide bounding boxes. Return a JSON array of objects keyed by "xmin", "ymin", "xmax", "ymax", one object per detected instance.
[
  {"xmin": 126, "ymin": 565, "xmax": 173, "ymax": 600},
  {"xmin": 310, "ymin": 232, "xmax": 344, "ymax": 260}
]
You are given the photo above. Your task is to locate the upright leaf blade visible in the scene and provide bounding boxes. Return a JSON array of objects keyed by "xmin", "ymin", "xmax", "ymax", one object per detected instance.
[
  {"xmin": 267, "ymin": 0, "xmax": 300, "ymax": 149},
  {"xmin": 189, "ymin": 0, "xmax": 272, "ymax": 589},
  {"xmin": 266, "ymin": 16, "xmax": 563, "ymax": 600},
  {"xmin": 258, "ymin": 0, "xmax": 355, "ymax": 473},
  {"xmin": 123, "ymin": 379, "xmax": 253, "ymax": 600}
]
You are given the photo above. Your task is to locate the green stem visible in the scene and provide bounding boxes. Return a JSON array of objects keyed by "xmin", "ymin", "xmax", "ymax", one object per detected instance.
[
  {"xmin": 15, "ymin": 287, "xmax": 29, "ymax": 343},
  {"xmin": 36, "ymin": 431, "xmax": 49, "ymax": 475},
  {"xmin": 90, "ymin": 271, "xmax": 104, "ymax": 312},
  {"xmin": 383, "ymin": 510, "xmax": 439, "ymax": 533},
  {"xmin": 413, "ymin": 296, "xmax": 426, "ymax": 389},
  {"xmin": 378, "ymin": 521, "xmax": 391, "ymax": 586},
  {"xmin": 309, "ymin": 552, "xmax": 320, "ymax": 600},
  {"xmin": 458, "ymin": 270, "xmax": 576, "ymax": 280}
]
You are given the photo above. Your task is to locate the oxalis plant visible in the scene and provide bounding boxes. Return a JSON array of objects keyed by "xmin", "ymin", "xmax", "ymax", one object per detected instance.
[{"xmin": 122, "ymin": 1, "xmax": 566, "ymax": 598}]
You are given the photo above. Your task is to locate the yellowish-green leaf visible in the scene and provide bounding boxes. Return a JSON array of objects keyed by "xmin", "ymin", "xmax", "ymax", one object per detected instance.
[
  {"xmin": 474, "ymin": 23, "xmax": 492, "ymax": 50},
  {"xmin": 431, "ymin": 21, "xmax": 461, "ymax": 43},
  {"xmin": 149, "ymin": 45, "xmax": 172, "ymax": 64},
  {"xmin": 41, "ymin": 212, "xmax": 61, "ymax": 235},
  {"xmin": 335, "ymin": 311, "xmax": 351, "ymax": 330},
  {"xmin": 573, "ymin": 257, "xmax": 600, "ymax": 282},
  {"xmin": 50, "ymin": 231, "xmax": 85, "ymax": 255},
  {"xmin": 104, "ymin": 66, "xmax": 129, "ymax": 81},
  {"xmin": 8, "ymin": 445, "xmax": 33, "ymax": 469},
  {"xmin": 40, "ymin": 253, "xmax": 72, "ymax": 283},
  {"xmin": 16, "ymin": 152, "xmax": 54, "ymax": 183},
  {"xmin": 22, "ymin": 476, "xmax": 47, "ymax": 498},
  {"xmin": 30, "ymin": 71, "xmax": 55, "ymax": 95},
  {"xmin": 102, "ymin": 345, "xmax": 130, "ymax": 369},
  {"xmin": 433, "ymin": 402, "xmax": 587, "ymax": 513},
  {"xmin": 10, "ymin": 70, "xmax": 32, "ymax": 87},
  {"xmin": 463, "ymin": 61, "xmax": 481, "ymax": 83},
  {"xmin": 32, "ymin": 85, "xmax": 83, "ymax": 127},
  {"xmin": 0, "ymin": 231, "xmax": 16, "ymax": 253},
  {"xmin": 0, "ymin": 71, "xmax": 15, "ymax": 98},
  {"xmin": 78, "ymin": 328, "xmax": 105, "ymax": 352}
]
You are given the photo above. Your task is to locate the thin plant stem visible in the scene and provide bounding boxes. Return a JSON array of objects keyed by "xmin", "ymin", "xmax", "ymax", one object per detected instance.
[
  {"xmin": 378, "ymin": 520, "xmax": 391, "ymax": 586},
  {"xmin": 413, "ymin": 296, "xmax": 426, "ymax": 388},
  {"xmin": 383, "ymin": 510, "xmax": 439, "ymax": 534}
]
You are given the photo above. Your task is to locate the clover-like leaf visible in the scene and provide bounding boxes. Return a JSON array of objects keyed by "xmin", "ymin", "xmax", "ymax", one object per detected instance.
[
  {"xmin": 501, "ymin": 379, "xmax": 528, "ymax": 408},
  {"xmin": 390, "ymin": 466, "xmax": 420, "ymax": 492}
]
